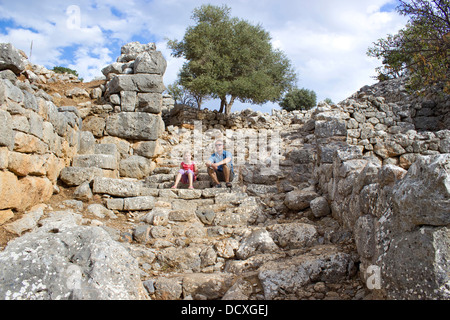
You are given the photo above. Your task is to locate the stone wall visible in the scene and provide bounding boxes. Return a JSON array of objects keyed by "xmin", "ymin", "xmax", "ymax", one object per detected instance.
[
  {"xmin": 0, "ymin": 42, "xmax": 168, "ymax": 214},
  {"xmin": 337, "ymin": 79, "xmax": 449, "ymax": 169},
  {"xmin": 60, "ymin": 42, "xmax": 168, "ymax": 189},
  {"xmin": 165, "ymin": 103, "xmax": 310, "ymax": 130},
  {"xmin": 0, "ymin": 44, "xmax": 80, "ymax": 213},
  {"xmin": 310, "ymin": 81, "xmax": 450, "ymax": 299}
]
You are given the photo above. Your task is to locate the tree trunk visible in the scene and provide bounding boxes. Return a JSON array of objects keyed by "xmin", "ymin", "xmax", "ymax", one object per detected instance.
[
  {"xmin": 196, "ymin": 96, "xmax": 203, "ymax": 109},
  {"xmin": 219, "ymin": 98, "xmax": 226, "ymax": 113},
  {"xmin": 225, "ymin": 96, "xmax": 235, "ymax": 115}
]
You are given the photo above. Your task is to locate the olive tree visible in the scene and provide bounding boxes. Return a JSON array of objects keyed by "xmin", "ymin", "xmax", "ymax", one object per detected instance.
[{"xmin": 168, "ymin": 4, "xmax": 297, "ymax": 114}]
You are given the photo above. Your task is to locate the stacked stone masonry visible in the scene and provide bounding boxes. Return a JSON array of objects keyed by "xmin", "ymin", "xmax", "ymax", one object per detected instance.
[{"xmin": 0, "ymin": 41, "xmax": 449, "ymax": 300}]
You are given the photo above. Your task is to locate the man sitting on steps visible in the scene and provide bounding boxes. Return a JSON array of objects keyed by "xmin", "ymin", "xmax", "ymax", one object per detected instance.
[{"xmin": 205, "ymin": 139, "xmax": 234, "ymax": 188}]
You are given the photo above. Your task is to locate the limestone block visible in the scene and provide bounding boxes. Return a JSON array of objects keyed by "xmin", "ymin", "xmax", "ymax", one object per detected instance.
[
  {"xmin": 133, "ymin": 51, "xmax": 167, "ymax": 75},
  {"xmin": 258, "ymin": 247, "xmax": 352, "ymax": 300},
  {"xmin": 117, "ymin": 42, "xmax": 156, "ymax": 61},
  {"xmin": 78, "ymin": 131, "xmax": 96, "ymax": 154},
  {"xmin": 107, "ymin": 74, "xmax": 165, "ymax": 94},
  {"xmin": 93, "ymin": 177, "xmax": 142, "ymax": 197},
  {"xmin": 269, "ymin": 222, "xmax": 318, "ymax": 249},
  {"xmin": 136, "ymin": 93, "xmax": 162, "ymax": 114},
  {"xmin": 4, "ymin": 207, "xmax": 44, "ymax": 236},
  {"xmin": 72, "ymin": 154, "xmax": 117, "ymax": 170},
  {"xmin": 120, "ymin": 91, "xmax": 137, "ymax": 112},
  {"xmin": 82, "ymin": 116, "xmax": 106, "ymax": 138},
  {"xmin": 0, "ymin": 109, "xmax": 14, "ymax": 150},
  {"xmin": 0, "ymin": 147, "xmax": 8, "ymax": 169},
  {"xmin": 310, "ymin": 196, "xmax": 331, "ymax": 218},
  {"xmin": 8, "ymin": 152, "xmax": 47, "ymax": 177},
  {"xmin": 0, "ymin": 209, "xmax": 14, "ymax": 225},
  {"xmin": 101, "ymin": 62, "xmax": 126, "ymax": 77},
  {"xmin": 87, "ymin": 203, "xmax": 117, "ymax": 219},
  {"xmin": 105, "ymin": 198, "xmax": 124, "ymax": 211},
  {"xmin": 0, "ymin": 174, "xmax": 53, "ymax": 211},
  {"xmin": 379, "ymin": 226, "xmax": 450, "ymax": 299},
  {"xmin": 119, "ymin": 155, "xmax": 153, "ymax": 179},
  {"xmin": 315, "ymin": 119, "xmax": 347, "ymax": 138},
  {"xmin": 11, "ymin": 115, "xmax": 30, "ymax": 133},
  {"xmin": 59, "ymin": 166, "xmax": 104, "ymax": 186},
  {"xmin": 236, "ymin": 229, "xmax": 278, "ymax": 260},
  {"xmin": 0, "ymin": 213, "xmax": 149, "ymax": 300},
  {"xmin": 13, "ymin": 131, "xmax": 48, "ymax": 154},
  {"xmin": 73, "ymin": 181, "xmax": 93, "ymax": 201},
  {"xmin": 133, "ymin": 225, "xmax": 151, "ymax": 244},
  {"xmin": 106, "ymin": 112, "xmax": 163, "ymax": 141},
  {"xmin": 123, "ymin": 196, "xmax": 155, "ymax": 211},
  {"xmin": 109, "ymin": 93, "xmax": 121, "ymax": 105},
  {"xmin": 133, "ymin": 140, "xmax": 163, "ymax": 158}
]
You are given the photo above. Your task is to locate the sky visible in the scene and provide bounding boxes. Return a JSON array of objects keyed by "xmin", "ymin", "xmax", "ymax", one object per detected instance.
[{"xmin": 0, "ymin": 0, "xmax": 408, "ymax": 113}]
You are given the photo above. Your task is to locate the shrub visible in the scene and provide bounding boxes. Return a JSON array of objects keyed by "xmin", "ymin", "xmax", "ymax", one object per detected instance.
[
  {"xmin": 280, "ymin": 88, "xmax": 317, "ymax": 111},
  {"xmin": 52, "ymin": 66, "xmax": 79, "ymax": 77}
]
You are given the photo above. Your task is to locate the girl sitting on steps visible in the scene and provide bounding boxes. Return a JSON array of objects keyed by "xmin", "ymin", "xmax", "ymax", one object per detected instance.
[{"xmin": 171, "ymin": 151, "xmax": 198, "ymax": 189}]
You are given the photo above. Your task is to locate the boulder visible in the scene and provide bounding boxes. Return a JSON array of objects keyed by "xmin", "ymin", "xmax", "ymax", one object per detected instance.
[
  {"xmin": 117, "ymin": 42, "xmax": 156, "ymax": 63},
  {"xmin": 284, "ymin": 188, "xmax": 319, "ymax": 211},
  {"xmin": 0, "ymin": 210, "xmax": 148, "ymax": 300},
  {"xmin": 0, "ymin": 43, "xmax": 27, "ymax": 75},
  {"xmin": 258, "ymin": 246, "xmax": 353, "ymax": 300},
  {"xmin": 236, "ymin": 229, "xmax": 278, "ymax": 260},
  {"xmin": 310, "ymin": 196, "xmax": 331, "ymax": 218},
  {"xmin": 392, "ymin": 154, "xmax": 450, "ymax": 230},
  {"xmin": 269, "ymin": 223, "xmax": 318, "ymax": 249}
]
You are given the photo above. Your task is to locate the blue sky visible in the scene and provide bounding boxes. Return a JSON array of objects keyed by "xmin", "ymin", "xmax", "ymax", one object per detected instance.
[{"xmin": 0, "ymin": 0, "xmax": 407, "ymax": 113}]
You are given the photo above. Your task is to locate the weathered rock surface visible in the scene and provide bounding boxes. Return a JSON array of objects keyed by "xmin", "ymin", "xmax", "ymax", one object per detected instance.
[
  {"xmin": 1, "ymin": 41, "xmax": 449, "ymax": 301},
  {"xmin": 0, "ymin": 211, "xmax": 148, "ymax": 300}
]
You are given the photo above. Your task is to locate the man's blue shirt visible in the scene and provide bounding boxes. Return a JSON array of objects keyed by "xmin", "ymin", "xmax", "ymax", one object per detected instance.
[{"xmin": 209, "ymin": 150, "xmax": 234, "ymax": 173}]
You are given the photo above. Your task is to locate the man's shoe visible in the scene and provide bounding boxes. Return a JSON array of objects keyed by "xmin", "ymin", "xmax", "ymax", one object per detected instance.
[
  {"xmin": 225, "ymin": 182, "xmax": 232, "ymax": 188},
  {"xmin": 215, "ymin": 184, "xmax": 222, "ymax": 188}
]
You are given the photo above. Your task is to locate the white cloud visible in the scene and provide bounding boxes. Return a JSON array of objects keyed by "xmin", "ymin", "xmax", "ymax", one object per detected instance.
[{"xmin": 0, "ymin": 0, "xmax": 408, "ymax": 111}]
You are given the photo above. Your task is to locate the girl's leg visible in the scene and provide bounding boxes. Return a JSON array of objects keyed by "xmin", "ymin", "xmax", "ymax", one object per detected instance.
[
  {"xmin": 187, "ymin": 171, "xmax": 194, "ymax": 188},
  {"xmin": 172, "ymin": 171, "xmax": 183, "ymax": 188}
]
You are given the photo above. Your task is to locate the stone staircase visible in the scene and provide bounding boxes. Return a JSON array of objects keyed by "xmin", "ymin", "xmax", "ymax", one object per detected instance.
[{"xmin": 45, "ymin": 124, "xmax": 366, "ymax": 300}]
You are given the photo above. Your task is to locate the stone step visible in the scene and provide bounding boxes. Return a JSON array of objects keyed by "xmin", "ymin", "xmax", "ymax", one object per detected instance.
[{"xmin": 92, "ymin": 177, "xmax": 239, "ymax": 199}]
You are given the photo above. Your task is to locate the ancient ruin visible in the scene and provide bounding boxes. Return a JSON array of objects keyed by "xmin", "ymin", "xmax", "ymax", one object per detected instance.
[{"xmin": 0, "ymin": 42, "xmax": 448, "ymax": 300}]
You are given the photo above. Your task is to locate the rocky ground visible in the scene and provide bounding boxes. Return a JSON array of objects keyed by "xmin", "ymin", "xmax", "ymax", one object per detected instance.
[
  {"xmin": 4, "ymin": 41, "xmax": 447, "ymax": 300},
  {"xmin": 0, "ymin": 78, "xmax": 370, "ymax": 299}
]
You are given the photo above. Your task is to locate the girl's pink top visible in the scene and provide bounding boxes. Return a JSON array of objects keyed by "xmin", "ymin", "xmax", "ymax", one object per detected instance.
[{"xmin": 181, "ymin": 162, "xmax": 196, "ymax": 171}]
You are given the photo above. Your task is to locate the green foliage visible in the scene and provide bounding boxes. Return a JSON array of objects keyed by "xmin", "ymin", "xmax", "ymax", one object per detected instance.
[
  {"xmin": 280, "ymin": 88, "xmax": 317, "ymax": 111},
  {"xmin": 367, "ymin": 0, "xmax": 450, "ymax": 93},
  {"xmin": 167, "ymin": 80, "xmax": 209, "ymax": 109},
  {"xmin": 167, "ymin": 4, "xmax": 297, "ymax": 114},
  {"xmin": 52, "ymin": 66, "xmax": 79, "ymax": 77},
  {"xmin": 324, "ymin": 98, "xmax": 334, "ymax": 105}
]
